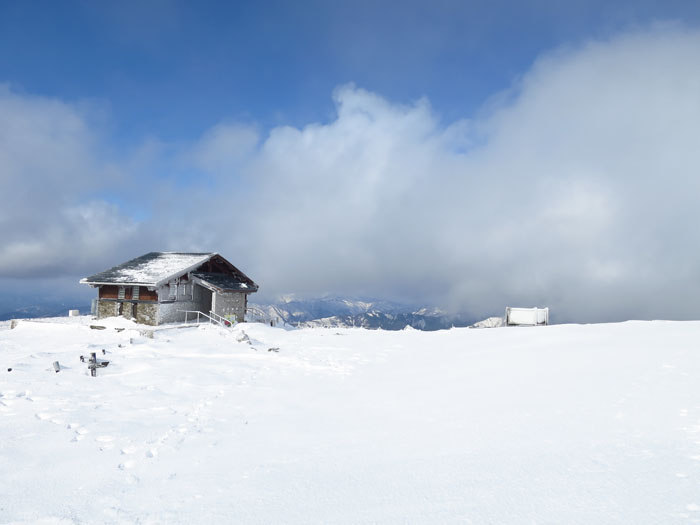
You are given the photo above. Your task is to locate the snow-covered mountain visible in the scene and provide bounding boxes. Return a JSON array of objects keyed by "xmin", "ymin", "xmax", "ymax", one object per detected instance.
[{"xmin": 247, "ymin": 297, "xmax": 477, "ymax": 330}]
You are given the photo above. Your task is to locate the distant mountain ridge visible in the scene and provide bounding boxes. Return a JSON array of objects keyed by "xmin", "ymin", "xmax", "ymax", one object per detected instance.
[
  {"xmin": 0, "ymin": 302, "xmax": 91, "ymax": 321},
  {"xmin": 0, "ymin": 296, "xmax": 478, "ymax": 331},
  {"xmin": 247, "ymin": 297, "xmax": 477, "ymax": 331}
]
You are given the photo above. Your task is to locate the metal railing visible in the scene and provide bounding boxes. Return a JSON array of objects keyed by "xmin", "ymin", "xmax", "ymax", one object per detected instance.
[
  {"xmin": 180, "ymin": 310, "xmax": 235, "ymax": 327},
  {"xmin": 207, "ymin": 310, "xmax": 235, "ymax": 327}
]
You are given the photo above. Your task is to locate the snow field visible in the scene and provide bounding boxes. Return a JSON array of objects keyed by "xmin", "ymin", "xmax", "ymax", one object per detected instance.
[{"xmin": 1, "ymin": 317, "xmax": 700, "ymax": 523}]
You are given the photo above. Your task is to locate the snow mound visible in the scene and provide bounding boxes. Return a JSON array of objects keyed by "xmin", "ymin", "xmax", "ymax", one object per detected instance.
[{"xmin": 470, "ymin": 316, "xmax": 505, "ymax": 328}]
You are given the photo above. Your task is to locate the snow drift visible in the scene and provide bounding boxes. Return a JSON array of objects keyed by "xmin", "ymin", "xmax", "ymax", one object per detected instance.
[{"xmin": 1, "ymin": 316, "xmax": 699, "ymax": 523}]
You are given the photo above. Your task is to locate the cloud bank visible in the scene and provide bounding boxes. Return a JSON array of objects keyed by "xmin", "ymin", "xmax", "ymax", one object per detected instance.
[
  {"xmin": 3, "ymin": 26, "xmax": 700, "ymax": 321},
  {"xmin": 0, "ymin": 85, "xmax": 149, "ymax": 278}
]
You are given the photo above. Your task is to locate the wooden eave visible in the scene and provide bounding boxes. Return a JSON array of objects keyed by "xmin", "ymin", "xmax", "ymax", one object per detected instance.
[{"xmin": 84, "ymin": 281, "xmax": 158, "ymax": 288}]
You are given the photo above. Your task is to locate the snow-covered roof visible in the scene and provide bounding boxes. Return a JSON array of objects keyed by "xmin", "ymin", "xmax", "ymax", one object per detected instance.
[
  {"xmin": 191, "ymin": 272, "xmax": 252, "ymax": 292},
  {"xmin": 80, "ymin": 252, "xmax": 216, "ymax": 287}
]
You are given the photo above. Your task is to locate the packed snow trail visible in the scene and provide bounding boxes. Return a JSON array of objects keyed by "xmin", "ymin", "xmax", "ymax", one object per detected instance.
[{"xmin": 1, "ymin": 317, "xmax": 700, "ymax": 523}]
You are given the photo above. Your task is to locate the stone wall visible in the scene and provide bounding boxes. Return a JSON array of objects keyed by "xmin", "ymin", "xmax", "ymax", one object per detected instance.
[
  {"xmin": 157, "ymin": 283, "xmax": 213, "ymax": 324},
  {"xmin": 135, "ymin": 303, "xmax": 158, "ymax": 325},
  {"xmin": 96, "ymin": 300, "xmax": 158, "ymax": 325},
  {"xmin": 120, "ymin": 302, "xmax": 133, "ymax": 319},
  {"xmin": 95, "ymin": 283, "xmax": 247, "ymax": 326},
  {"xmin": 212, "ymin": 292, "xmax": 246, "ymax": 323},
  {"xmin": 96, "ymin": 300, "xmax": 119, "ymax": 319}
]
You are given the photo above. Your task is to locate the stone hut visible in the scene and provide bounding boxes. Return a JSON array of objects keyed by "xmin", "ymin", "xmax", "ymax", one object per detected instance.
[{"xmin": 80, "ymin": 252, "xmax": 258, "ymax": 326}]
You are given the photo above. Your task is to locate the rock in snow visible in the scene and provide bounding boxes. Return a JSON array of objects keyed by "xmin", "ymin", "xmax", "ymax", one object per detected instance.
[{"xmin": 1, "ymin": 316, "xmax": 700, "ymax": 523}]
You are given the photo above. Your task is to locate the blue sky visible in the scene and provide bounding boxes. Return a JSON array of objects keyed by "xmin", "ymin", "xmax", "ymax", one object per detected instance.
[
  {"xmin": 3, "ymin": 0, "xmax": 697, "ymax": 142},
  {"xmin": 2, "ymin": 1, "xmax": 700, "ymax": 321}
]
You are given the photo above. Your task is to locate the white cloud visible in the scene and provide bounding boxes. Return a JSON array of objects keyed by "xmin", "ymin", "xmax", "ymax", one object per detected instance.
[
  {"xmin": 197, "ymin": 27, "xmax": 700, "ymax": 321},
  {"xmin": 0, "ymin": 86, "xmax": 145, "ymax": 278},
  {"xmin": 189, "ymin": 123, "xmax": 259, "ymax": 175},
  {"xmin": 4, "ymin": 26, "xmax": 700, "ymax": 322}
]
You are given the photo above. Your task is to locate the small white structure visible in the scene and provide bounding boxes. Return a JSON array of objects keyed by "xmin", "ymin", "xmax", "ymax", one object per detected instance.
[
  {"xmin": 505, "ymin": 307, "xmax": 549, "ymax": 326},
  {"xmin": 68, "ymin": 310, "xmax": 80, "ymax": 317}
]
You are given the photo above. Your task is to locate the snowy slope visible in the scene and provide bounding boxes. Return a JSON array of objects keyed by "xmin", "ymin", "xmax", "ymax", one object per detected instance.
[{"xmin": 1, "ymin": 317, "xmax": 700, "ymax": 523}]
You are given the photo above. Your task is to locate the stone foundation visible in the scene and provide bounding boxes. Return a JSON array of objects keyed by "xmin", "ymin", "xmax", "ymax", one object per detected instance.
[
  {"xmin": 96, "ymin": 300, "xmax": 158, "ymax": 326},
  {"xmin": 135, "ymin": 303, "xmax": 158, "ymax": 326},
  {"xmin": 96, "ymin": 300, "xmax": 119, "ymax": 319},
  {"xmin": 121, "ymin": 302, "xmax": 134, "ymax": 319}
]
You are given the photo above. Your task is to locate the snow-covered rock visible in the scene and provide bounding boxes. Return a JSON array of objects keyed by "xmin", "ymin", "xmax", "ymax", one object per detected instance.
[{"xmin": 470, "ymin": 316, "xmax": 506, "ymax": 328}]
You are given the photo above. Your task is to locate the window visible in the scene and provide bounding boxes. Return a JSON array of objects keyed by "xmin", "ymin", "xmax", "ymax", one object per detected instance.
[
  {"xmin": 132, "ymin": 286, "xmax": 140, "ymax": 300},
  {"xmin": 168, "ymin": 282, "xmax": 177, "ymax": 299},
  {"xmin": 118, "ymin": 286, "xmax": 125, "ymax": 300}
]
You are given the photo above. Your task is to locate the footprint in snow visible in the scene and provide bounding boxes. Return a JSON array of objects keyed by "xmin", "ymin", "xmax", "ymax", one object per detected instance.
[
  {"xmin": 118, "ymin": 460, "xmax": 136, "ymax": 470},
  {"xmin": 126, "ymin": 474, "xmax": 140, "ymax": 484},
  {"xmin": 73, "ymin": 428, "xmax": 88, "ymax": 440},
  {"xmin": 120, "ymin": 445, "xmax": 138, "ymax": 455},
  {"xmin": 96, "ymin": 436, "xmax": 115, "ymax": 450}
]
